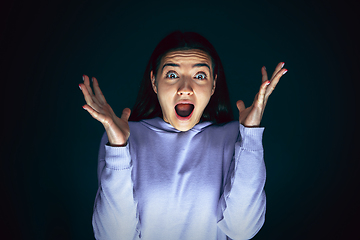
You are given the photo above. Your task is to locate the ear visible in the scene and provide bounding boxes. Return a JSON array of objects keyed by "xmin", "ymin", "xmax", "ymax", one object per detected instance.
[
  {"xmin": 150, "ymin": 70, "xmax": 157, "ymax": 94},
  {"xmin": 211, "ymin": 74, "xmax": 217, "ymax": 96}
]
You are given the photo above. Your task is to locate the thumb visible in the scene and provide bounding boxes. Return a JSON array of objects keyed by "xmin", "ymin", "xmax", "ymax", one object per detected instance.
[
  {"xmin": 236, "ymin": 100, "xmax": 245, "ymax": 112},
  {"xmin": 121, "ymin": 108, "xmax": 131, "ymax": 121}
]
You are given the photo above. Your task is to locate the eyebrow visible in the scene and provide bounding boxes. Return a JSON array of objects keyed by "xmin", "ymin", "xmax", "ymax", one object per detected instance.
[{"xmin": 161, "ymin": 63, "xmax": 211, "ymax": 72}]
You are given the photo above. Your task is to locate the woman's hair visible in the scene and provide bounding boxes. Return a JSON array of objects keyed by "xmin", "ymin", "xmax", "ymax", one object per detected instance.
[{"xmin": 129, "ymin": 31, "xmax": 234, "ymax": 124}]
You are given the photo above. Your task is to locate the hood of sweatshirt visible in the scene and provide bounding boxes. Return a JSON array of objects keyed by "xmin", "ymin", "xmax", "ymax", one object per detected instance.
[{"xmin": 139, "ymin": 117, "xmax": 213, "ymax": 133}]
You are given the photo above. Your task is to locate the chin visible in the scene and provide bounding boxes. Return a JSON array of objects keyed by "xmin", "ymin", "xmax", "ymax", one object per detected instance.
[
  {"xmin": 171, "ymin": 115, "xmax": 200, "ymax": 132},
  {"xmin": 174, "ymin": 123, "xmax": 195, "ymax": 132}
]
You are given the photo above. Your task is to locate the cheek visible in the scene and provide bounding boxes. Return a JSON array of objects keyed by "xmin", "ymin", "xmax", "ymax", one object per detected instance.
[
  {"xmin": 197, "ymin": 86, "xmax": 214, "ymax": 103},
  {"xmin": 157, "ymin": 87, "xmax": 174, "ymax": 109}
]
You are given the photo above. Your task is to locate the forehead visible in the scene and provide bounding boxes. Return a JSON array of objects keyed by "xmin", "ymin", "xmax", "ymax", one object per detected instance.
[{"xmin": 161, "ymin": 49, "xmax": 212, "ymax": 66}]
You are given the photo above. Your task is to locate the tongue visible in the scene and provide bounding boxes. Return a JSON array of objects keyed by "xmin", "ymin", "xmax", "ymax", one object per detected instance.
[{"xmin": 175, "ymin": 104, "xmax": 194, "ymax": 117}]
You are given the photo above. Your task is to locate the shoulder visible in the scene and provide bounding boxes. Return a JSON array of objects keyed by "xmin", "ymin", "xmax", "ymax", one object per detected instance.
[
  {"xmin": 128, "ymin": 120, "xmax": 145, "ymax": 130},
  {"xmin": 201, "ymin": 120, "xmax": 240, "ymax": 142},
  {"xmin": 205, "ymin": 120, "xmax": 239, "ymax": 133}
]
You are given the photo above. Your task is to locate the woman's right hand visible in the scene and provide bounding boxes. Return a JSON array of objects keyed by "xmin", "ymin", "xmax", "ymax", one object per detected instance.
[{"xmin": 79, "ymin": 75, "xmax": 131, "ymax": 146}]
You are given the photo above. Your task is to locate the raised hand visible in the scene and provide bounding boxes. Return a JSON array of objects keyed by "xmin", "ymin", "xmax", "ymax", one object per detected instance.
[
  {"xmin": 79, "ymin": 75, "xmax": 131, "ymax": 146},
  {"xmin": 236, "ymin": 62, "xmax": 288, "ymax": 127}
]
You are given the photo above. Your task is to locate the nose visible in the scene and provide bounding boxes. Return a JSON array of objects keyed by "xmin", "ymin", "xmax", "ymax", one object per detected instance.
[{"xmin": 177, "ymin": 78, "xmax": 193, "ymax": 96}]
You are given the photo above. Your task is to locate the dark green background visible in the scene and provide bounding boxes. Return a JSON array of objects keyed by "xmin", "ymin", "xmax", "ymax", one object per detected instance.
[{"xmin": 2, "ymin": 0, "xmax": 359, "ymax": 239}]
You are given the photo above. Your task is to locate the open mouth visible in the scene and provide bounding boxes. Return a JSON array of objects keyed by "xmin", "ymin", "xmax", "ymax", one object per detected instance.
[{"xmin": 175, "ymin": 103, "xmax": 194, "ymax": 119}]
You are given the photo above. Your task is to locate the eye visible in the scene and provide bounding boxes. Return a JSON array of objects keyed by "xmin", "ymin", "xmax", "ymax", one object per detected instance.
[
  {"xmin": 165, "ymin": 71, "xmax": 179, "ymax": 79},
  {"xmin": 195, "ymin": 72, "xmax": 207, "ymax": 80}
]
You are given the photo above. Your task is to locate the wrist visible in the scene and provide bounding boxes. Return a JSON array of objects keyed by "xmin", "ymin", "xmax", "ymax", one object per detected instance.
[
  {"xmin": 240, "ymin": 121, "xmax": 261, "ymax": 128},
  {"xmin": 242, "ymin": 124, "xmax": 260, "ymax": 128},
  {"xmin": 106, "ymin": 141, "xmax": 127, "ymax": 147}
]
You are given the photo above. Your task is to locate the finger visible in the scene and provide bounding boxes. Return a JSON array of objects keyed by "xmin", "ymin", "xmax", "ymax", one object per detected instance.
[
  {"xmin": 79, "ymin": 82, "xmax": 101, "ymax": 110},
  {"xmin": 82, "ymin": 104, "xmax": 104, "ymax": 123},
  {"xmin": 256, "ymin": 80, "xmax": 270, "ymax": 107},
  {"xmin": 265, "ymin": 68, "xmax": 287, "ymax": 99},
  {"xmin": 121, "ymin": 108, "xmax": 131, "ymax": 122},
  {"xmin": 271, "ymin": 62, "xmax": 285, "ymax": 79},
  {"xmin": 83, "ymin": 75, "xmax": 95, "ymax": 96},
  {"xmin": 92, "ymin": 77, "xmax": 107, "ymax": 104},
  {"xmin": 82, "ymin": 75, "xmax": 101, "ymax": 105},
  {"xmin": 261, "ymin": 66, "xmax": 268, "ymax": 83},
  {"xmin": 236, "ymin": 100, "xmax": 245, "ymax": 112}
]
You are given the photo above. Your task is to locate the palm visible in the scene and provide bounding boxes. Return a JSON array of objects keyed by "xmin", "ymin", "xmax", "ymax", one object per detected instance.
[
  {"xmin": 238, "ymin": 103, "xmax": 257, "ymax": 126},
  {"xmin": 98, "ymin": 103, "xmax": 130, "ymax": 146}
]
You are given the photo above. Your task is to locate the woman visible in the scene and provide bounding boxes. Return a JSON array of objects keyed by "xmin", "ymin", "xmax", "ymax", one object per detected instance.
[{"xmin": 79, "ymin": 31, "xmax": 287, "ymax": 240}]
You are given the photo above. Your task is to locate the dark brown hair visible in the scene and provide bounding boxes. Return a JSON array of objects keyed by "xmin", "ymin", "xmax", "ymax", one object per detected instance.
[{"xmin": 129, "ymin": 31, "xmax": 234, "ymax": 124}]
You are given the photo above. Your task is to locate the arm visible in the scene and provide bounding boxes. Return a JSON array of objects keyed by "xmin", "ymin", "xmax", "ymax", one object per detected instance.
[
  {"xmin": 78, "ymin": 75, "xmax": 138, "ymax": 239},
  {"xmin": 92, "ymin": 134, "xmax": 139, "ymax": 240},
  {"xmin": 217, "ymin": 124, "xmax": 266, "ymax": 240},
  {"xmin": 217, "ymin": 62, "xmax": 287, "ymax": 239}
]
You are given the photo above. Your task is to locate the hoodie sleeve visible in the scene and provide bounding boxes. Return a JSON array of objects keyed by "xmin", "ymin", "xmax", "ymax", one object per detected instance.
[
  {"xmin": 217, "ymin": 124, "xmax": 266, "ymax": 240},
  {"xmin": 92, "ymin": 132, "xmax": 140, "ymax": 240}
]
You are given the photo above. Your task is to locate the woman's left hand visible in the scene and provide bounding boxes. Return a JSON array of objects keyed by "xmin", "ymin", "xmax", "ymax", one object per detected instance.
[{"xmin": 236, "ymin": 62, "xmax": 288, "ymax": 127}]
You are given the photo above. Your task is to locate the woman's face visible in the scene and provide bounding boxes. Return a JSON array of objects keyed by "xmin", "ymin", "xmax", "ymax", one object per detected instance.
[{"xmin": 150, "ymin": 49, "xmax": 217, "ymax": 131}]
